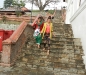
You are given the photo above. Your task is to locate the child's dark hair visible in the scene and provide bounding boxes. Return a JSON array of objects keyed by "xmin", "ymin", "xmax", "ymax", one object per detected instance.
[
  {"xmin": 48, "ymin": 16, "xmax": 54, "ymax": 19},
  {"xmin": 48, "ymin": 16, "xmax": 52, "ymax": 19},
  {"xmin": 38, "ymin": 16, "xmax": 44, "ymax": 21}
]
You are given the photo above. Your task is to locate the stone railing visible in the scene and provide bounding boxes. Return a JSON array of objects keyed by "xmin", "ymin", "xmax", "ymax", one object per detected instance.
[
  {"xmin": 0, "ymin": 14, "xmax": 42, "ymax": 66},
  {"xmin": 0, "ymin": 21, "xmax": 34, "ymax": 66}
]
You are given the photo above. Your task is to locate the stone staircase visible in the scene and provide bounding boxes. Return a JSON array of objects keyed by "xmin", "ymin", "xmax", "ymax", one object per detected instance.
[
  {"xmin": 13, "ymin": 13, "xmax": 86, "ymax": 75},
  {"xmin": 0, "ymin": 11, "xmax": 86, "ymax": 75}
]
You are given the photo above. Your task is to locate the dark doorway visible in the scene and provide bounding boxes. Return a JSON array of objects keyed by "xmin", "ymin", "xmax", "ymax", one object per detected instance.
[{"xmin": 63, "ymin": 0, "xmax": 65, "ymax": 2}]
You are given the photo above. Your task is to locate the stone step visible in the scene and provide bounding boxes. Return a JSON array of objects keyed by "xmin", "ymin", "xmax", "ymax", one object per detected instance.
[
  {"xmin": 64, "ymin": 27, "xmax": 72, "ymax": 30},
  {"xmin": 50, "ymin": 47, "xmax": 65, "ymax": 50},
  {"xmin": 64, "ymin": 29, "xmax": 73, "ymax": 33},
  {"xmin": 53, "ymin": 25, "xmax": 64, "ymax": 30},
  {"xmin": 51, "ymin": 38, "xmax": 66, "ymax": 41},
  {"xmin": 54, "ymin": 28, "xmax": 64, "ymax": 31},
  {"xmin": 64, "ymin": 32, "xmax": 73, "ymax": 35},
  {"xmin": 74, "ymin": 45, "xmax": 83, "ymax": 49},
  {"xmin": 53, "ymin": 30, "xmax": 64, "ymax": 33},
  {"xmin": 65, "ymin": 35, "xmax": 74, "ymax": 38},
  {"xmin": 53, "ymin": 32, "xmax": 64, "ymax": 35},
  {"xmin": 40, "ymin": 44, "xmax": 65, "ymax": 48},
  {"xmin": 65, "ymin": 38, "xmax": 76, "ymax": 40},
  {"xmin": 74, "ymin": 49, "xmax": 82, "ymax": 54},
  {"xmin": 53, "ymin": 22, "xmax": 63, "ymax": 24},
  {"xmin": 53, "ymin": 26, "xmax": 63, "ymax": 28},
  {"xmin": 51, "ymin": 43, "xmax": 65, "ymax": 46},
  {"xmin": 53, "ymin": 27, "xmax": 64, "ymax": 30},
  {"xmin": 64, "ymin": 24, "xmax": 72, "ymax": 28},
  {"xmin": 65, "ymin": 30, "xmax": 73, "ymax": 32},
  {"xmin": 65, "ymin": 42, "xmax": 74, "ymax": 45},
  {"xmin": 53, "ymin": 20, "xmax": 63, "ymax": 23},
  {"xmin": 40, "ymin": 43, "xmax": 64, "ymax": 48},
  {"xmin": 65, "ymin": 33, "xmax": 73, "ymax": 36},
  {"xmin": 64, "ymin": 28, "xmax": 72, "ymax": 31},
  {"xmin": 52, "ymin": 35, "xmax": 64, "ymax": 37},
  {"xmin": 51, "ymin": 40, "xmax": 65, "ymax": 44},
  {"xmin": 64, "ymin": 26, "xmax": 72, "ymax": 28},
  {"xmin": 64, "ymin": 26, "xmax": 72, "ymax": 29},
  {"xmin": 74, "ymin": 42, "xmax": 82, "ymax": 46},
  {"xmin": 53, "ymin": 25, "xmax": 63, "ymax": 28},
  {"xmin": 53, "ymin": 31, "xmax": 64, "ymax": 33},
  {"xmin": 18, "ymin": 16, "xmax": 85, "ymax": 75},
  {"xmin": 54, "ymin": 24, "xmax": 63, "ymax": 26}
]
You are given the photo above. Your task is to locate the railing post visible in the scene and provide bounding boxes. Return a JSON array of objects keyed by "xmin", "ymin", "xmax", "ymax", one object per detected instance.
[{"xmin": 0, "ymin": 39, "xmax": 12, "ymax": 66}]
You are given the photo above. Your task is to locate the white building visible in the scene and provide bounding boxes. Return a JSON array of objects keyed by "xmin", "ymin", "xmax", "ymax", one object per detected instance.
[{"xmin": 65, "ymin": 0, "xmax": 86, "ymax": 67}]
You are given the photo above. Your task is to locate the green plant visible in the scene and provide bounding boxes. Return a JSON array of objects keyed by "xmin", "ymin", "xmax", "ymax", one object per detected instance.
[{"xmin": 2, "ymin": 16, "xmax": 7, "ymax": 23}]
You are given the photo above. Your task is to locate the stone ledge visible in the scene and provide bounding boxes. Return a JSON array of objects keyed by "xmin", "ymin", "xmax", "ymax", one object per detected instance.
[{"xmin": 0, "ymin": 63, "xmax": 13, "ymax": 67}]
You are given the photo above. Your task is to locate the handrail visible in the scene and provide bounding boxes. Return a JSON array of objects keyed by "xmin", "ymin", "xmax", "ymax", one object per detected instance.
[
  {"xmin": 31, "ymin": 14, "xmax": 40, "ymax": 26},
  {"xmin": 10, "ymin": 21, "xmax": 27, "ymax": 43},
  {"xmin": 3, "ymin": 14, "xmax": 40, "ymax": 44},
  {"xmin": 0, "ymin": 14, "xmax": 40, "ymax": 66}
]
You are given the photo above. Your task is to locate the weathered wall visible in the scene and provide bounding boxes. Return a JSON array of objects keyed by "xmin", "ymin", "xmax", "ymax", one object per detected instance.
[{"xmin": 0, "ymin": 21, "xmax": 34, "ymax": 66}]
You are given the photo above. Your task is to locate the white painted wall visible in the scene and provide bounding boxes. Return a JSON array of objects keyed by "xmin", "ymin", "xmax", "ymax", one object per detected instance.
[
  {"xmin": 65, "ymin": 0, "xmax": 80, "ymax": 24},
  {"xmin": 66, "ymin": 0, "xmax": 86, "ymax": 68},
  {"xmin": 70, "ymin": 1, "xmax": 86, "ymax": 67},
  {"xmin": 81, "ymin": 0, "xmax": 85, "ymax": 4}
]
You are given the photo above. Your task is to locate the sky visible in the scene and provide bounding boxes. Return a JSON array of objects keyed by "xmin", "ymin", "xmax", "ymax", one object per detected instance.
[
  {"xmin": 25, "ymin": 0, "xmax": 67, "ymax": 10},
  {"xmin": 0, "ymin": 0, "xmax": 5, "ymax": 8},
  {"xmin": 0, "ymin": 0, "xmax": 67, "ymax": 10}
]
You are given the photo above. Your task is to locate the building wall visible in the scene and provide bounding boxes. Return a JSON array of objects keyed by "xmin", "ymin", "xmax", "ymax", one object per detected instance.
[
  {"xmin": 65, "ymin": 0, "xmax": 85, "ymax": 24},
  {"xmin": 65, "ymin": 0, "xmax": 80, "ymax": 24},
  {"xmin": 81, "ymin": 0, "xmax": 85, "ymax": 5},
  {"xmin": 66, "ymin": 0, "xmax": 86, "ymax": 67}
]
